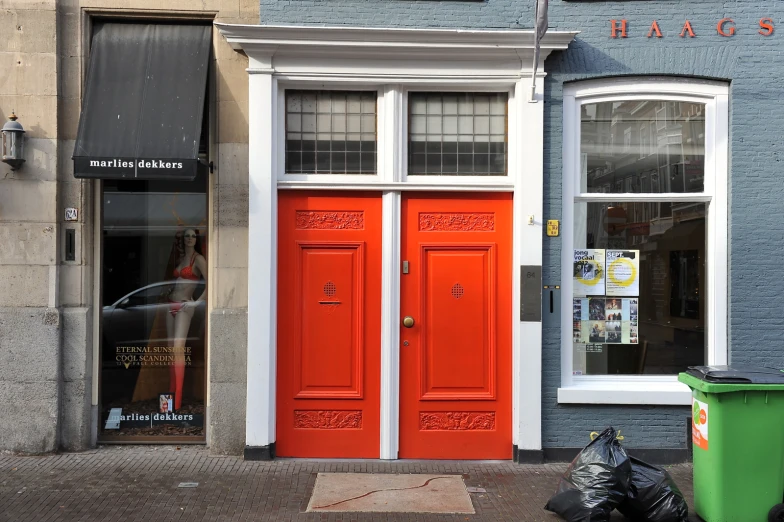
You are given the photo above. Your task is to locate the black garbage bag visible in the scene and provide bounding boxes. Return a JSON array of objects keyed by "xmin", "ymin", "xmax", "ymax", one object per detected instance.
[
  {"xmin": 617, "ymin": 457, "xmax": 689, "ymax": 522},
  {"xmin": 545, "ymin": 427, "xmax": 632, "ymax": 522}
]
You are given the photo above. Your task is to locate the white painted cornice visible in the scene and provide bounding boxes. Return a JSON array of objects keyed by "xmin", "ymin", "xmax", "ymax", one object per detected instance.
[{"xmin": 215, "ymin": 24, "xmax": 578, "ymax": 75}]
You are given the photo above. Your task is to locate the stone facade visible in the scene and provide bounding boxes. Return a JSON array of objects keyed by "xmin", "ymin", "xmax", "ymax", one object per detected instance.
[{"xmin": 0, "ymin": 0, "xmax": 256, "ymax": 454}]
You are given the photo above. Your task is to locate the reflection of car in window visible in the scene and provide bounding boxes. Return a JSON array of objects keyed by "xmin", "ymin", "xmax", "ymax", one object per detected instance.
[{"xmin": 102, "ymin": 281, "xmax": 206, "ymax": 367}]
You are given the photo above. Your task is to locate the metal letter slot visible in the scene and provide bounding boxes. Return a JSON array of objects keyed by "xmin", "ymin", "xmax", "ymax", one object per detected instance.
[
  {"xmin": 542, "ymin": 285, "xmax": 561, "ymax": 328},
  {"xmin": 318, "ymin": 301, "xmax": 341, "ymax": 305},
  {"xmin": 65, "ymin": 229, "xmax": 76, "ymax": 261}
]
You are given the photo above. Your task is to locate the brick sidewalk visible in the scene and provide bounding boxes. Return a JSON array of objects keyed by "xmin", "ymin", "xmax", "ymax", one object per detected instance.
[{"xmin": 0, "ymin": 445, "xmax": 696, "ymax": 522}]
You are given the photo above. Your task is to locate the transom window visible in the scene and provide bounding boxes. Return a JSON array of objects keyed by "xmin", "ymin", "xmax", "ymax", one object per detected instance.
[
  {"xmin": 285, "ymin": 90, "xmax": 377, "ymax": 175},
  {"xmin": 408, "ymin": 92, "xmax": 508, "ymax": 176},
  {"xmin": 581, "ymin": 101, "xmax": 705, "ymax": 194}
]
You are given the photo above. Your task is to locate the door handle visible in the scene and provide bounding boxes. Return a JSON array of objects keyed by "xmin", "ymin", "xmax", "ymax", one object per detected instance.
[{"xmin": 402, "ymin": 316, "xmax": 415, "ymax": 328}]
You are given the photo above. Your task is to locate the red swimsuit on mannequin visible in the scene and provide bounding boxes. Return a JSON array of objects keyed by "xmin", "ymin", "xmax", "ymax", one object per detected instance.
[
  {"xmin": 169, "ymin": 252, "xmax": 199, "ymax": 410},
  {"xmin": 169, "ymin": 253, "xmax": 199, "ymax": 316}
]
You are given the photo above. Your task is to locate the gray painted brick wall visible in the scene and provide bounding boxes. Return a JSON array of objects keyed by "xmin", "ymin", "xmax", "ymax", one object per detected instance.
[{"xmin": 262, "ymin": 0, "xmax": 784, "ymax": 449}]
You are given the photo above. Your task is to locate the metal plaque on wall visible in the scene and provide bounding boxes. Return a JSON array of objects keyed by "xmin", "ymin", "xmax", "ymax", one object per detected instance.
[{"xmin": 520, "ymin": 265, "xmax": 542, "ymax": 322}]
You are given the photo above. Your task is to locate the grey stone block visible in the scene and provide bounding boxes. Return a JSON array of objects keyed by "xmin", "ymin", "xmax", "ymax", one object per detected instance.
[
  {"xmin": 0, "ymin": 307, "xmax": 61, "ymax": 382},
  {"xmin": 0, "ymin": 265, "xmax": 51, "ymax": 307},
  {"xmin": 208, "ymin": 381, "xmax": 246, "ymax": 455},
  {"xmin": 216, "ymin": 226, "xmax": 249, "ymax": 269},
  {"xmin": 209, "ymin": 308, "xmax": 247, "ymax": 383},
  {"xmin": 0, "ymin": 222, "xmax": 56, "ymax": 265},
  {"xmin": 215, "ymin": 184, "xmax": 249, "ymax": 228},
  {"xmin": 213, "ymin": 267, "xmax": 249, "ymax": 309},
  {"xmin": 216, "ymin": 143, "xmax": 249, "ymax": 186},
  {"xmin": 0, "ymin": 380, "xmax": 59, "ymax": 453},
  {"xmin": 0, "ymin": 180, "xmax": 57, "ymax": 222},
  {"xmin": 59, "ymin": 380, "xmax": 92, "ymax": 451},
  {"xmin": 58, "ymin": 265, "xmax": 90, "ymax": 307},
  {"xmin": 61, "ymin": 307, "xmax": 91, "ymax": 382}
]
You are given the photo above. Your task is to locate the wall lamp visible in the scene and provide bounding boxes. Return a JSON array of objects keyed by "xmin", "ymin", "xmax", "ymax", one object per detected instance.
[{"xmin": 2, "ymin": 111, "xmax": 25, "ymax": 170}]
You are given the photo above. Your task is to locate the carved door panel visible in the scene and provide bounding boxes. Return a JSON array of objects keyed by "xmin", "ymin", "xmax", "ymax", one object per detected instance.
[
  {"xmin": 277, "ymin": 191, "xmax": 382, "ymax": 457},
  {"xmin": 399, "ymin": 193, "xmax": 512, "ymax": 459}
]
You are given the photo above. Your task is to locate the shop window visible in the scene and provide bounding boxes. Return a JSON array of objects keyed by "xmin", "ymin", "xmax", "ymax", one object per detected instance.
[
  {"xmin": 573, "ymin": 202, "xmax": 706, "ymax": 376},
  {"xmin": 100, "ymin": 172, "xmax": 209, "ymax": 439},
  {"xmin": 285, "ymin": 90, "xmax": 377, "ymax": 174},
  {"xmin": 408, "ymin": 92, "xmax": 507, "ymax": 175},
  {"xmin": 561, "ymin": 79, "xmax": 728, "ymax": 404}
]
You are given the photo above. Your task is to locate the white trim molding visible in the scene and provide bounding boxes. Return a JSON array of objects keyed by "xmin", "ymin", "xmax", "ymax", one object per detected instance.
[
  {"xmin": 558, "ymin": 380, "xmax": 692, "ymax": 406},
  {"xmin": 245, "ymin": 56, "xmax": 279, "ymax": 449},
  {"xmin": 217, "ymin": 24, "xmax": 577, "ymax": 71},
  {"xmin": 559, "ymin": 78, "xmax": 729, "ymax": 405}
]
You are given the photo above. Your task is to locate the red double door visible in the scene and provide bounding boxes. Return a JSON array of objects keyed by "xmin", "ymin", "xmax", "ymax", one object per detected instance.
[{"xmin": 277, "ymin": 191, "xmax": 512, "ymax": 459}]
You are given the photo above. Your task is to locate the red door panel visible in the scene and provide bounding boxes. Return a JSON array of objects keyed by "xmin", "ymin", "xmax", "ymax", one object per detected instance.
[
  {"xmin": 421, "ymin": 246, "xmax": 496, "ymax": 399},
  {"xmin": 400, "ymin": 193, "xmax": 512, "ymax": 459},
  {"xmin": 277, "ymin": 192, "xmax": 381, "ymax": 458},
  {"xmin": 296, "ymin": 244, "xmax": 364, "ymax": 399}
]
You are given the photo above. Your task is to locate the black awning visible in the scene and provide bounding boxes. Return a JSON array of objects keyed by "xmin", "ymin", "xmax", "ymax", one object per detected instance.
[{"xmin": 73, "ymin": 23, "xmax": 211, "ymax": 180}]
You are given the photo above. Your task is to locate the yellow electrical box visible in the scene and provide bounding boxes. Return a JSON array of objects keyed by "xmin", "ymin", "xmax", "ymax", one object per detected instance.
[{"xmin": 547, "ymin": 220, "xmax": 560, "ymax": 237}]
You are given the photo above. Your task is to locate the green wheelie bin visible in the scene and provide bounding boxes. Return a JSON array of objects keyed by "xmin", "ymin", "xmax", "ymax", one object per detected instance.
[{"xmin": 679, "ymin": 366, "xmax": 784, "ymax": 522}]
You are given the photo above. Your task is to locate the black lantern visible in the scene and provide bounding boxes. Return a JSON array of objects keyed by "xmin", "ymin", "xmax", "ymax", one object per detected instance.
[{"xmin": 2, "ymin": 112, "xmax": 25, "ymax": 170}]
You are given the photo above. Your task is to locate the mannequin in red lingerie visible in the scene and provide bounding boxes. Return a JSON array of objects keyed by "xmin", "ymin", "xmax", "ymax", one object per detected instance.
[{"xmin": 166, "ymin": 228, "xmax": 207, "ymax": 410}]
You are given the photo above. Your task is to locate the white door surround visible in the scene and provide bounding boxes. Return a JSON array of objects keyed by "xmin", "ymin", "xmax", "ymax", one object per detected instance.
[{"xmin": 216, "ymin": 23, "xmax": 578, "ymax": 459}]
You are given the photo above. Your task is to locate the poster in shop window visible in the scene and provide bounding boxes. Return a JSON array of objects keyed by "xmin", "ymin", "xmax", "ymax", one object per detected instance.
[
  {"xmin": 573, "ymin": 297, "xmax": 638, "ymax": 345},
  {"xmin": 573, "ymin": 249, "xmax": 605, "ymax": 297},
  {"xmin": 605, "ymin": 250, "xmax": 639, "ymax": 297}
]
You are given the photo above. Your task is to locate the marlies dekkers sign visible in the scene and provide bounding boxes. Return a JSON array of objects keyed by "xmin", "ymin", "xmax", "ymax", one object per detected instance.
[
  {"xmin": 90, "ymin": 159, "xmax": 184, "ymax": 169},
  {"xmin": 610, "ymin": 18, "xmax": 775, "ymax": 38},
  {"xmin": 73, "ymin": 157, "xmax": 197, "ymax": 179}
]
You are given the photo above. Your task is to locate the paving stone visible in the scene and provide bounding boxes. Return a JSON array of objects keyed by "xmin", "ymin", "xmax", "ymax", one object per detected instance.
[{"xmin": 0, "ymin": 445, "xmax": 698, "ymax": 521}]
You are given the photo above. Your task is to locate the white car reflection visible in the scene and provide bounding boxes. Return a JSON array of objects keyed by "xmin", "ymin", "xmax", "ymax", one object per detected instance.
[{"xmin": 102, "ymin": 281, "xmax": 206, "ymax": 361}]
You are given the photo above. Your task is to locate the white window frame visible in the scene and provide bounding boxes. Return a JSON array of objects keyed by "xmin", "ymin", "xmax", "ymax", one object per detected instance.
[
  {"xmin": 276, "ymin": 83, "xmax": 517, "ymax": 190},
  {"xmin": 559, "ymin": 78, "xmax": 728, "ymax": 405}
]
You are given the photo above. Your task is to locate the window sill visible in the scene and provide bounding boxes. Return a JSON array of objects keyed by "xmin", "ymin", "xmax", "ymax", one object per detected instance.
[{"xmin": 557, "ymin": 381, "xmax": 692, "ymax": 405}]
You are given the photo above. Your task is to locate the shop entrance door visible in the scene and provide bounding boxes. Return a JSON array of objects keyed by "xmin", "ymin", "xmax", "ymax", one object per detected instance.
[
  {"xmin": 276, "ymin": 191, "xmax": 382, "ymax": 457},
  {"xmin": 399, "ymin": 193, "xmax": 513, "ymax": 459}
]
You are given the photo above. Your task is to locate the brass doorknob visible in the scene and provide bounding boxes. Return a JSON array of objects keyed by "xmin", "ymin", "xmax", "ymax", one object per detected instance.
[{"xmin": 402, "ymin": 316, "xmax": 415, "ymax": 328}]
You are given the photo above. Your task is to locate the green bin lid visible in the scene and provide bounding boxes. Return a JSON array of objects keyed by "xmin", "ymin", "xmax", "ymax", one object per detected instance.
[{"xmin": 679, "ymin": 366, "xmax": 784, "ymax": 393}]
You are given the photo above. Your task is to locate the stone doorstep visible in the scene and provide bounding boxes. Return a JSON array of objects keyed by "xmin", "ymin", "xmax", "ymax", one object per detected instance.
[{"xmin": 306, "ymin": 472, "xmax": 475, "ymax": 514}]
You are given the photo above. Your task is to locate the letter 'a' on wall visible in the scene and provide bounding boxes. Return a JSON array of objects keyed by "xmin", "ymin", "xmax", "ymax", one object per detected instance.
[{"xmin": 72, "ymin": 23, "xmax": 211, "ymax": 181}]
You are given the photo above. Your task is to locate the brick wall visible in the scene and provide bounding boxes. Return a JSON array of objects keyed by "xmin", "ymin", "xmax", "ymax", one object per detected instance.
[
  {"xmin": 543, "ymin": 2, "xmax": 783, "ymax": 448},
  {"xmin": 261, "ymin": 0, "xmax": 784, "ymax": 449}
]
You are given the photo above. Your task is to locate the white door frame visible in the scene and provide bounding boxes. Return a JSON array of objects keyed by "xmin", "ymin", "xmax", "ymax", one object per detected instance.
[{"xmin": 217, "ymin": 23, "xmax": 578, "ymax": 459}]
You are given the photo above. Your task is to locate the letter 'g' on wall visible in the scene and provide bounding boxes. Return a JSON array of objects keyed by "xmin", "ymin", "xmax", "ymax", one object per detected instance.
[
  {"xmin": 611, "ymin": 19, "xmax": 628, "ymax": 38},
  {"xmin": 717, "ymin": 19, "xmax": 735, "ymax": 37}
]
